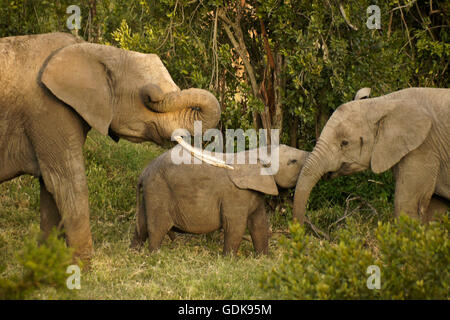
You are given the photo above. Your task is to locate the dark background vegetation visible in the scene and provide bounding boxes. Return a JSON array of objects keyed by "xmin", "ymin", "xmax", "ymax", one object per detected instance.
[{"xmin": 0, "ymin": 0, "xmax": 448, "ymax": 299}]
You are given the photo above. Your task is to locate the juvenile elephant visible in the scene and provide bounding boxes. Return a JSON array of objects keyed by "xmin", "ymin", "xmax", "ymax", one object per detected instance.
[
  {"xmin": 0, "ymin": 33, "xmax": 222, "ymax": 261},
  {"xmin": 293, "ymin": 88, "xmax": 450, "ymax": 224},
  {"xmin": 131, "ymin": 145, "xmax": 309, "ymax": 255}
]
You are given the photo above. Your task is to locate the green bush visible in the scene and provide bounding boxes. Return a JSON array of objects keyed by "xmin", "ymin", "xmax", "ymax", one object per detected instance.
[
  {"xmin": 0, "ymin": 229, "xmax": 74, "ymax": 299},
  {"xmin": 262, "ymin": 215, "xmax": 449, "ymax": 299},
  {"xmin": 377, "ymin": 216, "xmax": 450, "ymax": 299},
  {"xmin": 308, "ymin": 171, "xmax": 395, "ymax": 210}
]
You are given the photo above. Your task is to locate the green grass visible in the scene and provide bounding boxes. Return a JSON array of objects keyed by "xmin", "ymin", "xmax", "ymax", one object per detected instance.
[{"xmin": 1, "ymin": 131, "xmax": 445, "ymax": 299}]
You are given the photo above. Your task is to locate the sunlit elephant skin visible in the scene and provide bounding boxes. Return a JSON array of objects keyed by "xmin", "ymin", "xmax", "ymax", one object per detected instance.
[
  {"xmin": 293, "ymin": 88, "xmax": 449, "ymax": 224},
  {"xmin": 131, "ymin": 145, "xmax": 309, "ymax": 255},
  {"xmin": 0, "ymin": 33, "xmax": 221, "ymax": 262}
]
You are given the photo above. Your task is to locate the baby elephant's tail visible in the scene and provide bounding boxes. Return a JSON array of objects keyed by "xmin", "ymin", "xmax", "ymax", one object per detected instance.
[{"xmin": 130, "ymin": 178, "xmax": 148, "ymax": 249}]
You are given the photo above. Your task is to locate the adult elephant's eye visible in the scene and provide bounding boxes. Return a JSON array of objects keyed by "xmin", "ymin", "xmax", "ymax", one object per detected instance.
[{"xmin": 341, "ymin": 140, "xmax": 349, "ymax": 147}]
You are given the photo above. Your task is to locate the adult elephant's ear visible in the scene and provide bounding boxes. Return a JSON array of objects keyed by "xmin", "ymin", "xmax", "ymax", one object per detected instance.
[
  {"xmin": 227, "ymin": 163, "xmax": 279, "ymax": 196},
  {"xmin": 366, "ymin": 99, "xmax": 432, "ymax": 174},
  {"xmin": 40, "ymin": 43, "xmax": 113, "ymax": 136}
]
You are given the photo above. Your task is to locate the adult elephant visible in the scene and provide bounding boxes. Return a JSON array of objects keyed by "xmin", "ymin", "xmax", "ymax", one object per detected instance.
[
  {"xmin": 0, "ymin": 32, "xmax": 222, "ymax": 262},
  {"xmin": 293, "ymin": 88, "xmax": 449, "ymax": 224}
]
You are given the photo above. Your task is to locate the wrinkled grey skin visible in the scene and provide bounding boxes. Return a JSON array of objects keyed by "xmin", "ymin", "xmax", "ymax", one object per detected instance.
[
  {"xmin": 294, "ymin": 88, "xmax": 450, "ymax": 224},
  {"xmin": 132, "ymin": 145, "xmax": 309, "ymax": 255},
  {"xmin": 0, "ymin": 33, "xmax": 221, "ymax": 261}
]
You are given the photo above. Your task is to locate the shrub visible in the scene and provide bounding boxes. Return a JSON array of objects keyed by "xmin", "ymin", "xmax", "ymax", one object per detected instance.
[
  {"xmin": 262, "ymin": 215, "xmax": 449, "ymax": 299},
  {"xmin": 0, "ymin": 229, "xmax": 75, "ymax": 299},
  {"xmin": 262, "ymin": 219, "xmax": 379, "ymax": 299},
  {"xmin": 308, "ymin": 171, "xmax": 395, "ymax": 210},
  {"xmin": 376, "ymin": 216, "xmax": 450, "ymax": 299}
]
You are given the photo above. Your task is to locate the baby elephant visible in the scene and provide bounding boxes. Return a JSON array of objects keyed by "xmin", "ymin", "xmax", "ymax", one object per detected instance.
[{"xmin": 131, "ymin": 145, "xmax": 309, "ymax": 255}]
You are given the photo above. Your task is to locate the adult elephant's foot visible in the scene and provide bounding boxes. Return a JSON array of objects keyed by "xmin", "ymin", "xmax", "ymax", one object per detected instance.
[
  {"xmin": 72, "ymin": 246, "xmax": 94, "ymax": 271},
  {"xmin": 66, "ymin": 224, "xmax": 94, "ymax": 270}
]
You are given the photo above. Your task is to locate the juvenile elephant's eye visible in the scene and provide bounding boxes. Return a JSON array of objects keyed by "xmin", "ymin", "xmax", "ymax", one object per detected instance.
[
  {"xmin": 341, "ymin": 140, "xmax": 349, "ymax": 147},
  {"xmin": 288, "ymin": 159, "xmax": 298, "ymax": 165}
]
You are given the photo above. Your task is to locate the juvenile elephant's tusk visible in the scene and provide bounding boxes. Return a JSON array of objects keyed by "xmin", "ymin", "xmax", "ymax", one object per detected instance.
[{"xmin": 173, "ymin": 136, "xmax": 234, "ymax": 170}]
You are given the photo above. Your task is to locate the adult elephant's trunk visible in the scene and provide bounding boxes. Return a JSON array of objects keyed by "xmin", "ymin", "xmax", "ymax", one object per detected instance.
[
  {"xmin": 144, "ymin": 86, "xmax": 229, "ymax": 168},
  {"xmin": 150, "ymin": 88, "xmax": 221, "ymax": 138},
  {"xmin": 293, "ymin": 142, "xmax": 331, "ymax": 224}
]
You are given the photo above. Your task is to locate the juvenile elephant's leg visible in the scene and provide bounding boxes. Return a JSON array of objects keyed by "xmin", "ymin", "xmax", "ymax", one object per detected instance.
[
  {"xmin": 247, "ymin": 203, "xmax": 269, "ymax": 255},
  {"xmin": 393, "ymin": 150, "xmax": 439, "ymax": 220},
  {"xmin": 222, "ymin": 210, "xmax": 248, "ymax": 256},
  {"xmin": 39, "ymin": 178, "xmax": 62, "ymax": 241},
  {"xmin": 145, "ymin": 193, "xmax": 174, "ymax": 253},
  {"xmin": 131, "ymin": 193, "xmax": 148, "ymax": 249},
  {"xmin": 423, "ymin": 195, "xmax": 449, "ymax": 223},
  {"xmin": 147, "ymin": 219, "xmax": 173, "ymax": 253}
]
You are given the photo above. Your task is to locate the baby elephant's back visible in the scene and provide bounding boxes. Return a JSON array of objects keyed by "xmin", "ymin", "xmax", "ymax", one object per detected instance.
[{"xmin": 151, "ymin": 152, "xmax": 231, "ymax": 233}]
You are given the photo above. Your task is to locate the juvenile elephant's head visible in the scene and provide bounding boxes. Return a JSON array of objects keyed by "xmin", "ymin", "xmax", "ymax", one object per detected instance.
[
  {"xmin": 228, "ymin": 145, "xmax": 310, "ymax": 196},
  {"xmin": 40, "ymin": 42, "xmax": 220, "ymax": 144},
  {"xmin": 293, "ymin": 93, "xmax": 433, "ymax": 223}
]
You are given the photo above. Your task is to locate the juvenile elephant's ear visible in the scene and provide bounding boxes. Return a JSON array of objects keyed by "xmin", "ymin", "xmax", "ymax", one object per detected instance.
[
  {"xmin": 367, "ymin": 99, "xmax": 432, "ymax": 173},
  {"xmin": 227, "ymin": 163, "xmax": 279, "ymax": 196},
  {"xmin": 40, "ymin": 43, "xmax": 113, "ymax": 136},
  {"xmin": 354, "ymin": 87, "xmax": 371, "ymax": 100}
]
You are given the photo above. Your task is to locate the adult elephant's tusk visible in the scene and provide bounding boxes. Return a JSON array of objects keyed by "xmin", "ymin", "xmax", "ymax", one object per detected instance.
[{"xmin": 173, "ymin": 136, "xmax": 234, "ymax": 170}]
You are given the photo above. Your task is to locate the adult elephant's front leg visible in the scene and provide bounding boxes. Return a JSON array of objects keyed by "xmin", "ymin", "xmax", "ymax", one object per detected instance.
[
  {"xmin": 30, "ymin": 109, "xmax": 93, "ymax": 263},
  {"xmin": 38, "ymin": 154, "xmax": 93, "ymax": 262},
  {"xmin": 39, "ymin": 177, "xmax": 62, "ymax": 240}
]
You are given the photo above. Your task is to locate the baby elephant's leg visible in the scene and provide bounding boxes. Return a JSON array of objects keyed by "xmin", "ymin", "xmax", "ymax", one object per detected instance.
[
  {"xmin": 222, "ymin": 210, "xmax": 248, "ymax": 256},
  {"xmin": 130, "ymin": 196, "xmax": 148, "ymax": 249},
  {"xmin": 146, "ymin": 199, "xmax": 174, "ymax": 253},
  {"xmin": 247, "ymin": 203, "xmax": 269, "ymax": 255}
]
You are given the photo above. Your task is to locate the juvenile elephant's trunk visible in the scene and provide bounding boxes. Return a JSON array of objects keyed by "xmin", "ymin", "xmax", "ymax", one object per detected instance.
[
  {"xmin": 151, "ymin": 88, "xmax": 221, "ymax": 138},
  {"xmin": 293, "ymin": 143, "xmax": 331, "ymax": 224}
]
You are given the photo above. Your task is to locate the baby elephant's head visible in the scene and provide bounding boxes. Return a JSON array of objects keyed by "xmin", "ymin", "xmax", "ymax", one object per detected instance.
[{"xmin": 274, "ymin": 145, "xmax": 309, "ymax": 189}]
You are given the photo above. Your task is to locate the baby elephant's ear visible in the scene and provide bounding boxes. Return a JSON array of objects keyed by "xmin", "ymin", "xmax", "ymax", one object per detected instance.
[{"xmin": 227, "ymin": 164, "xmax": 279, "ymax": 196}]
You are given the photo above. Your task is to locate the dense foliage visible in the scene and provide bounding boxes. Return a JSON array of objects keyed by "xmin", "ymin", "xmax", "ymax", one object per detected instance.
[
  {"xmin": 0, "ymin": 230, "xmax": 74, "ymax": 299},
  {"xmin": 262, "ymin": 216, "xmax": 450, "ymax": 299}
]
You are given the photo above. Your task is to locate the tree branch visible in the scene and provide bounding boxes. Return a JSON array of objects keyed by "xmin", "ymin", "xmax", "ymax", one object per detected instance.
[
  {"xmin": 339, "ymin": 3, "xmax": 358, "ymax": 31},
  {"xmin": 217, "ymin": 8, "xmax": 259, "ymax": 97}
]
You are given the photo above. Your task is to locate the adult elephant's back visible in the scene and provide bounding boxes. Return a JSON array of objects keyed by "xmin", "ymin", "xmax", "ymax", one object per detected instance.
[
  {"xmin": 0, "ymin": 33, "xmax": 83, "ymax": 105},
  {"xmin": 0, "ymin": 33, "xmax": 84, "ymax": 182}
]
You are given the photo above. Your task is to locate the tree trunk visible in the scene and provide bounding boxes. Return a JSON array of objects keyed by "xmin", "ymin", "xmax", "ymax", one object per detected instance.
[
  {"xmin": 290, "ymin": 116, "xmax": 299, "ymax": 148},
  {"xmin": 88, "ymin": 0, "xmax": 97, "ymax": 43},
  {"xmin": 273, "ymin": 52, "xmax": 285, "ymax": 132}
]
